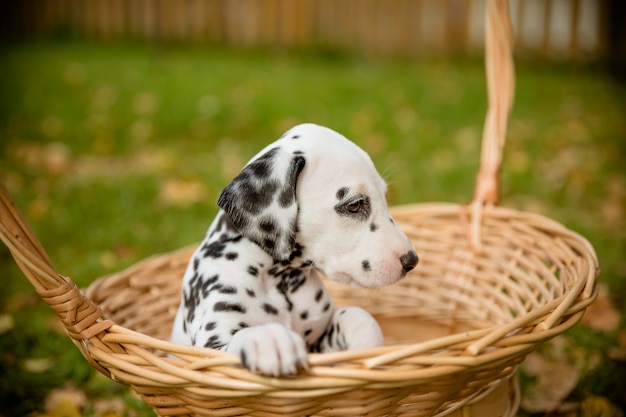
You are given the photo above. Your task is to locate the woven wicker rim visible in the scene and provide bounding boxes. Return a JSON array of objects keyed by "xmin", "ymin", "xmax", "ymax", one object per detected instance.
[{"xmin": 0, "ymin": 1, "xmax": 600, "ymax": 416}]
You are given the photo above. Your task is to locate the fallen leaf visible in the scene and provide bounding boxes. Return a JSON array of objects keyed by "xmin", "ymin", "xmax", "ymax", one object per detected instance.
[
  {"xmin": 92, "ymin": 397, "xmax": 126, "ymax": 417},
  {"xmin": 521, "ymin": 351, "xmax": 580, "ymax": 413},
  {"xmin": 608, "ymin": 329, "xmax": 626, "ymax": 361},
  {"xmin": 0, "ymin": 313, "xmax": 15, "ymax": 335},
  {"xmin": 579, "ymin": 396, "xmax": 624, "ymax": 417},
  {"xmin": 48, "ymin": 402, "xmax": 82, "ymax": 417},
  {"xmin": 157, "ymin": 179, "xmax": 206, "ymax": 207},
  {"xmin": 22, "ymin": 357, "xmax": 54, "ymax": 373},
  {"xmin": 45, "ymin": 385, "xmax": 86, "ymax": 417},
  {"xmin": 581, "ymin": 284, "xmax": 620, "ymax": 333},
  {"xmin": 600, "ymin": 176, "xmax": 626, "ymax": 227}
]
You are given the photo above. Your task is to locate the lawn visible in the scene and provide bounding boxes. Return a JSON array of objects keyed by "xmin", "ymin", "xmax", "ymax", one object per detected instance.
[{"xmin": 0, "ymin": 39, "xmax": 624, "ymax": 417}]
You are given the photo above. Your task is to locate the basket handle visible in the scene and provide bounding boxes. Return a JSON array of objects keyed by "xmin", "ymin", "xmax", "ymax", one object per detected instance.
[
  {"xmin": 0, "ymin": 185, "xmax": 112, "ymax": 342},
  {"xmin": 468, "ymin": 0, "xmax": 515, "ymax": 250}
]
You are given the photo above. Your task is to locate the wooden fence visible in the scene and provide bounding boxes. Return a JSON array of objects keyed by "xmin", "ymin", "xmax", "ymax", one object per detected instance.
[{"xmin": 1, "ymin": 0, "xmax": 610, "ymax": 60}]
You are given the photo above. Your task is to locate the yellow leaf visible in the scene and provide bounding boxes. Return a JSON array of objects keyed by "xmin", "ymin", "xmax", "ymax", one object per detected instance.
[
  {"xmin": 45, "ymin": 386, "xmax": 87, "ymax": 417},
  {"xmin": 0, "ymin": 314, "xmax": 15, "ymax": 335},
  {"xmin": 579, "ymin": 396, "xmax": 623, "ymax": 417},
  {"xmin": 48, "ymin": 401, "xmax": 82, "ymax": 417},
  {"xmin": 157, "ymin": 179, "xmax": 206, "ymax": 207}
]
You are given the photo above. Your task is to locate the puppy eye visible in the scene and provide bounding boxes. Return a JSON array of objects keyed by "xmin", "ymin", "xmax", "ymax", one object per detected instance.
[
  {"xmin": 334, "ymin": 195, "xmax": 371, "ymax": 220},
  {"xmin": 346, "ymin": 199, "xmax": 363, "ymax": 213}
]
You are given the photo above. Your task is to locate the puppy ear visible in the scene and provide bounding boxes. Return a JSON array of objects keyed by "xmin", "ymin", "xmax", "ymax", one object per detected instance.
[{"xmin": 218, "ymin": 147, "xmax": 305, "ymax": 261}]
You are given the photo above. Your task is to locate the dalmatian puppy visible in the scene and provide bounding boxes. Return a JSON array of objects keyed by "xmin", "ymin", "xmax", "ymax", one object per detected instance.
[{"xmin": 170, "ymin": 123, "xmax": 418, "ymax": 376}]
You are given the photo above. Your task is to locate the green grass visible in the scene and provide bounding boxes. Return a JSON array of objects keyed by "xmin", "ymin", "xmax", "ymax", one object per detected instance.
[{"xmin": 0, "ymin": 39, "xmax": 625, "ymax": 416}]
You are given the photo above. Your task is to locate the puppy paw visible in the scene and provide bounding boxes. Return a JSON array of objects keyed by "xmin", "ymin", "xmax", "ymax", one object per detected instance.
[
  {"xmin": 227, "ymin": 323, "xmax": 308, "ymax": 376},
  {"xmin": 335, "ymin": 307, "xmax": 384, "ymax": 350}
]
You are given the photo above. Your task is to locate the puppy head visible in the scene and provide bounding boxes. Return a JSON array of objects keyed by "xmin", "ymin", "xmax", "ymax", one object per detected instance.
[{"xmin": 218, "ymin": 123, "xmax": 418, "ymax": 287}]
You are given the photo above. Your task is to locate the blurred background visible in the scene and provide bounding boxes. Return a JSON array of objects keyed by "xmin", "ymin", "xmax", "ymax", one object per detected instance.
[{"xmin": 0, "ymin": 1, "xmax": 625, "ymax": 416}]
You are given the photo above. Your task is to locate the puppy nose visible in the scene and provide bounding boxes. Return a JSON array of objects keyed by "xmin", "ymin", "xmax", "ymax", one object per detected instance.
[{"xmin": 400, "ymin": 251, "xmax": 419, "ymax": 274}]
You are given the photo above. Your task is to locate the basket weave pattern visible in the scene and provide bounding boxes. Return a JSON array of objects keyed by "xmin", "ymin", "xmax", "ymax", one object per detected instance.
[
  {"xmin": 0, "ymin": 1, "xmax": 599, "ymax": 416},
  {"xmin": 0, "ymin": 193, "xmax": 597, "ymax": 416}
]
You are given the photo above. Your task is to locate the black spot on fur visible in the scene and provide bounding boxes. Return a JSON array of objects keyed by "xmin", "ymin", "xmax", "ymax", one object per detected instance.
[
  {"xmin": 201, "ymin": 275, "xmax": 221, "ymax": 298},
  {"xmin": 246, "ymin": 288, "xmax": 256, "ymax": 297},
  {"xmin": 259, "ymin": 218, "xmax": 276, "ymax": 232},
  {"xmin": 185, "ymin": 273, "xmax": 220, "ymax": 322},
  {"xmin": 323, "ymin": 302, "xmax": 331, "ymax": 312},
  {"xmin": 288, "ymin": 243, "xmax": 304, "ymax": 261},
  {"xmin": 205, "ymin": 283, "xmax": 223, "ymax": 296},
  {"xmin": 214, "ymin": 301, "xmax": 246, "ymax": 314},
  {"xmin": 300, "ymin": 311, "xmax": 309, "ymax": 320},
  {"xmin": 370, "ymin": 223, "xmax": 378, "ymax": 232},
  {"xmin": 200, "ymin": 234, "xmax": 243, "ymax": 259},
  {"xmin": 218, "ymin": 285, "xmax": 237, "ymax": 294},
  {"xmin": 204, "ymin": 322, "xmax": 216, "ymax": 331},
  {"xmin": 291, "ymin": 134, "xmax": 300, "ymax": 139},
  {"xmin": 183, "ymin": 288, "xmax": 198, "ymax": 322},
  {"xmin": 225, "ymin": 252, "xmax": 238, "ymax": 261},
  {"xmin": 262, "ymin": 303, "xmax": 279, "ymax": 315},
  {"xmin": 327, "ymin": 323, "xmax": 335, "ymax": 347},
  {"xmin": 310, "ymin": 323, "xmax": 337, "ymax": 352},
  {"xmin": 230, "ymin": 324, "xmax": 249, "ymax": 336},
  {"xmin": 204, "ymin": 335, "xmax": 223, "ymax": 349},
  {"xmin": 362, "ymin": 260, "xmax": 371, "ymax": 272},
  {"xmin": 201, "ymin": 275, "xmax": 219, "ymax": 291},
  {"xmin": 250, "ymin": 147, "xmax": 279, "ymax": 178},
  {"xmin": 209, "ymin": 212, "xmax": 239, "ymax": 238},
  {"xmin": 278, "ymin": 155, "xmax": 305, "ymax": 208},
  {"xmin": 264, "ymin": 238, "xmax": 276, "ymax": 251},
  {"xmin": 217, "ymin": 149, "xmax": 282, "ymax": 218},
  {"xmin": 201, "ymin": 240, "xmax": 227, "ymax": 258},
  {"xmin": 315, "ymin": 289, "xmax": 324, "ymax": 303},
  {"xmin": 336, "ymin": 187, "xmax": 349, "ymax": 200},
  {"xmin": 247, "ymin": 266, "xmax": 259, "ymax": 277},
  {"xmin": 304, "ymin": 329, "xmax": 312, "ymax": 337},
  {"xmin": 276, "ymin": 274, "xmax": 295, "ymax": 312},
  {"xmin": 237, "ymin": 180, "xmax": 279, "ymax": 215}
]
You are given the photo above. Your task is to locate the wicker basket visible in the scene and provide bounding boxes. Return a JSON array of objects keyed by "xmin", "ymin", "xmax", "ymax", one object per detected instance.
[{"xmin": 0, "ymin": 1, "xmax": 599, "ymax": 416}]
